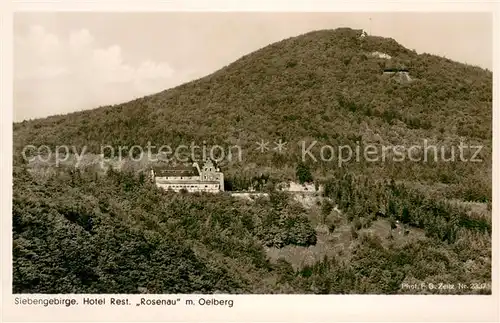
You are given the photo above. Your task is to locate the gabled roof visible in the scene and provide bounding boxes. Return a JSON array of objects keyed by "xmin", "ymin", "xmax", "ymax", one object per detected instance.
[
  {"xmin": 201, "ymin": 158, "xmax": 221, "ymax": 170},
  {"xmin": 151, "ymin": 163, "xmax": 199, "ymax": 177}
]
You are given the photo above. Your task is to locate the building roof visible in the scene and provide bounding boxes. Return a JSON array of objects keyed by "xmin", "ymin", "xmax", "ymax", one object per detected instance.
[
  {"xmin": 383, "ymin": 68, "xmax": 409, "ymax": 73},
  {"xmin": 151, "ymin": 163, "xmax": 199, "ymax": 177},
  {"xmin": 156, "ymin": 179, "xmax": 220, "ymax": 185}
]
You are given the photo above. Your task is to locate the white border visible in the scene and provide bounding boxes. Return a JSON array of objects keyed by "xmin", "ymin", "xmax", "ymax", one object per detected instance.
[
  {"xmin": 1, "ymin": 1, "xmax": 499, "ymax": 322},
  {"xmin": 8, "ymin": 0, "xmax": 500, "ymax": 12}
]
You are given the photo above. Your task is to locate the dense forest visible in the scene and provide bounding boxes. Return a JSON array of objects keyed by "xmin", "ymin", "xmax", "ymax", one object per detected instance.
[
  {"xmin": 12, "ymin": 28, "xmax": 492, "ymax": 294},
  {"xmin": 13, "ymin": 165, "xmax": 491, "ymax": 294}
]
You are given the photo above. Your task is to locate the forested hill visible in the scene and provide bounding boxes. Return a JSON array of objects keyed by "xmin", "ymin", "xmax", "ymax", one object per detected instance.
[
  {"xmin": 14, "ymin": 28, "xmax": 492, "ymax": 198},
  {"xmin": 12, "ymin": 27, "xmax": 492, "ymax": 294}
]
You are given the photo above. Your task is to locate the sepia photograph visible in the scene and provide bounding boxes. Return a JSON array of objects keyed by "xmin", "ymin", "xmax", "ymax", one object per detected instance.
[{"xmin": 3, "ymin": 4, "xmax": 498, "ymax": 322}]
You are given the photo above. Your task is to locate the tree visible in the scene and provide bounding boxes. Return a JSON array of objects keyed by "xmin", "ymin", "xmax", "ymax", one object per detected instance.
[
  {"xmin": 321, "ymin": 200, "xmax": 334, "ymax": 224},
  {"xmin": 296, "ymin": 162, "xmax": 313, "ymax": 184},
  {"xmin": 401, "ymin": 207, "xmax": 411, "ymax": 224}
]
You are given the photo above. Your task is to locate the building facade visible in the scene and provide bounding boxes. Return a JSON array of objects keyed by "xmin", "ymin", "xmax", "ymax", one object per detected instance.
[{"xmin": 151, "ymin": 160, "xmax": 224, "ymax": 193}]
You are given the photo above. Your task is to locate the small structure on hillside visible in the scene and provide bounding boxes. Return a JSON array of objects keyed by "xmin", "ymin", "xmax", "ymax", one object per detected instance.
[
  {"xmin": 277, "ymin": 181, "xmax": 323, "ymax": 193},
  {"xmin": 150, "ymin": 159, "xmax": 224, "ymax": 193},
  {"xmin": 383, "ymin": 67, "xmax": 412, "ymax": 83},
  {"xmin": 371, "ymin": 51, "xmax": 392, "ymax": 59}
]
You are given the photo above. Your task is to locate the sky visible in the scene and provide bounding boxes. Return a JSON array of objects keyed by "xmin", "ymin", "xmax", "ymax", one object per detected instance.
[{"xmin": 13, "ymin": 12, "xmax": 492, "ymax": 122}]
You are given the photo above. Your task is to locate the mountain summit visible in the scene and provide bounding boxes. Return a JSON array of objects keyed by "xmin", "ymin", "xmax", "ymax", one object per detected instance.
[{"xmin": 14, "ymin": 27, "xmax": 491, "ymax": 192}]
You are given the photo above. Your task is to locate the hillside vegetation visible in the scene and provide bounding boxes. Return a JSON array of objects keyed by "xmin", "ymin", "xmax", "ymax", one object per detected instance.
[
  {"xmin": 13, "ymin": 167, "xmax": 491, "ymax": 294},
  {"xmin": 13, "ymin": 28, "xmax": 492, "ymax": 294},
  {"xmin": 14, "ymin": 28, "xmax": 491, "ymax": 195}
]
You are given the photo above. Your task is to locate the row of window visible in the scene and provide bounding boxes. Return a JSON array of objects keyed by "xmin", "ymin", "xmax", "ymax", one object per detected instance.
[
  {"xmin": 164, "ymin": 184, "xmax": 219, "ymax": 189},
  {"xmin": 160, "ymin": 176, "xmax": 219, "ymax": 180}
]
